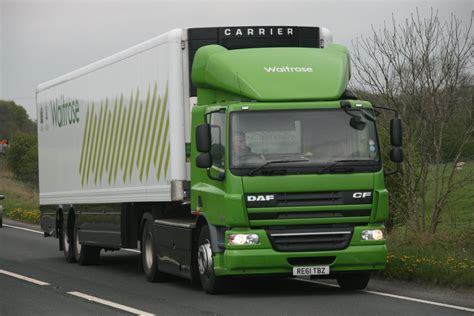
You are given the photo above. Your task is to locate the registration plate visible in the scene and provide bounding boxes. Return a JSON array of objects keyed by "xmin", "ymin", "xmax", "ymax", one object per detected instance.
[{"xmin": 293, "ymin": 266, "xmax": 330, "ymax": 276}]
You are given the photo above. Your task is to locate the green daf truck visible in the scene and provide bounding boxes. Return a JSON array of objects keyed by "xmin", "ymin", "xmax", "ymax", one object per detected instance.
[{"xmin": 37, "ymin": 26, "xmax": 403, "ymax": 294}]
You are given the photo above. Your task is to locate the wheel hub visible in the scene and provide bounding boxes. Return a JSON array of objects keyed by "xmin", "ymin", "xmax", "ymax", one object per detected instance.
[
  {"xmin": 75, "ymin": 229, "xmax": 82, "ymax": 255},
  {"xmin": 63, "ymin": 229, "xmax": 69, "ymax": 252},
  {"xmin": 198, "ymin": 239, "xmax": 213, "ymax": 276},
  {"xmin": 144, "ymin": 232, "xmax": 154, "ymax": 269}
]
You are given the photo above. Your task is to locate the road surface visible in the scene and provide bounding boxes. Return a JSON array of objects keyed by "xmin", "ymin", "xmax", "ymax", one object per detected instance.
[{"xmin": 0, "ymin": 219, "xmax": 473, "ymax": 315}]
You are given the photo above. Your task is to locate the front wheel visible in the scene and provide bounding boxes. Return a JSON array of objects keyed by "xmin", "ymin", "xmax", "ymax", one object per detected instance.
[
  {"xmin": 197, "ymin": 225, "xmax": 227, "ymax": 294},
  {"xmin": 336, "ymin": 272, "xmax": 371, "ymax": 290}
]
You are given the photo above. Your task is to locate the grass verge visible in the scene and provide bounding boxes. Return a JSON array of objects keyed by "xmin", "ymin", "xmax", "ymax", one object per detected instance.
[
  {"xmin": 0, "ymin": 155, "xmax": 40, "ymax": 224},
  {"xmin": 380, "ymin": 228, "xmax": 474, "ymax": 288}
]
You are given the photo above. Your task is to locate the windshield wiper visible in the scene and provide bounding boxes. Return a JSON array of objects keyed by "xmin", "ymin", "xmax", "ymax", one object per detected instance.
[
  {"xmin": 248, "ymin": 158, "xmax": 309, "ymax": 176},
  {"xmin": 317, "ymin": 159, "xmax": 379, "ymax": 174}
]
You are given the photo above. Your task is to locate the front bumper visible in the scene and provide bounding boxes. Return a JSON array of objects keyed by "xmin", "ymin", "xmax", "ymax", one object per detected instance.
[{"xmin": 213, "ymin": 226, "xmax": 387, "ymax": 276}]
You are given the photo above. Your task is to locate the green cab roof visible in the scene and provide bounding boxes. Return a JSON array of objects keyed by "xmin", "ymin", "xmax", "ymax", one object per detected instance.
[{"xmin": 191, "ymin": 44, "xmax": 350, "ymax": 102}]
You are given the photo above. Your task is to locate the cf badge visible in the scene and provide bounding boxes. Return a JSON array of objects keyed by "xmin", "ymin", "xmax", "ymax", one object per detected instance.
[{"xmin": 353, "ymin": 192, "xmax": 372, "ymax": 199}]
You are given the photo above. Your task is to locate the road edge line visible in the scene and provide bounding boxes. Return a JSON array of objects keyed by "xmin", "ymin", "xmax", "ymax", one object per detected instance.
[
  {"xmin": 3, "ymin": 224, "xmax": 43, "ymax": 234},
  {"xmin": 364, "ymin": 290, "xmax": 474, "ymax": 313},
  {"xmin": 297, "ymin": 279, "xmax": 474, "ymax": 313}
]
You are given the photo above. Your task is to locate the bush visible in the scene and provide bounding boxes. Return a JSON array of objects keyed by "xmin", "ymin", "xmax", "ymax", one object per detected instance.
[{"xmin": 5, "ymin": 132, "xmax": 39, "ymax": 186}]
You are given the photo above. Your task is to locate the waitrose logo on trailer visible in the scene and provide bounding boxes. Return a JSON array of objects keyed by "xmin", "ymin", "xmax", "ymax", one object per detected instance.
[
  {"xmin": 49, "ymin": 96, "xmax": 80, "ymax": 128},
  {"xmin": 264, "ymin": 66, "xmax": 314, "ymax": 73}
]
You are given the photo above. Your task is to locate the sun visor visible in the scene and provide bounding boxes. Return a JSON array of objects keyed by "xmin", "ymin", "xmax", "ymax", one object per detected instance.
[{"xmin": 191, "ymin": 44, "xmax": 350, "ymax": 102}]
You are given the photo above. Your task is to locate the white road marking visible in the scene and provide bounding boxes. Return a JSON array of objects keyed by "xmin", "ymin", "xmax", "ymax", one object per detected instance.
[
  {"xmin": 298, "ymin": 278, "xmax": 339, "ymax": 287},
  {"xmin": 0, "ymin": 269, "xmax": 50, "ymax": 286},
  {"xmin": 4, "ymin": 224, "xmax": 142, "ymax": 254},
  {"xmin": 123, "ymin": 248, "xmax": 141, "ymax": 253},
  {"xmin": 3, "ymin": 224, "xmax": 43, "ymax": 234},
  {"xmin": 298, "ymin": 279, "xmax": 474, "ymax": 313},
  {"xmin": 68, "ymin": 291, "xmax": 155, "ymax": 316}
]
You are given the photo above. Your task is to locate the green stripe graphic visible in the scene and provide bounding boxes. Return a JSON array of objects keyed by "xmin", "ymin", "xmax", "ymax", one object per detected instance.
[
  {"xmin": 105, "ymin": 98, "xmax": 117, "ymax": 172},
  {"xmin": 85, "ymin": 109, "xmax": 97, "ymax": 184},
  {"xmin": 136, "ymin": 85, "xmax": 151, "ymax": 174},
  {"xmin": 157, "ymin": 113, "xmax": 170, "ymax": 180},
  {"xmin": 153, "ymin": 83, "xmax": 169, "ymax": 166},
  {"xmin": 124, "ymin": 89, "xmax": 139, "ymax": 182},
  {"xmin": 106, "ymin": 97, "xmax": 118, "ymax": 174},
  {"xmin": 109, "ymin": 95, "xmax": 123, "ymax": 184},
  {"xmin": 79, "ymin": 106, "xmax": 91, "ymax": 175},
  {"xmin": 129, "ymin": 97, "xmax": 144, "ymax": 180},
  {"xmin": 146, "ymin": 90, "xmax": 162, "ymax": 180},
  {"xmin": 91, "ymin": 102, "xmax": 103, "ymax": 174},
  {"xmin": 94, "ymin": 99, "xmax": 109, "ymax": 184},
  {"xmin": 114, "ymin": 95, "xmax": 127, "ymax": 183},
  {"xmin": 121, "ymin": 90, "xmax": 134, "ymax": 171},
  {"xmin": 109, "ymin": 94, "xmax": 123, "ymax": 184},
  {"xmin": 164, "ymin": 143, "xmax": 171, "ymax": 178},
  {"xmin": 141, "ymin": 82, "xmax": 158, "ymax": 181},
  {"xmin": 79, "ymin": 83, "xmax": 169, "ymax": 186}
]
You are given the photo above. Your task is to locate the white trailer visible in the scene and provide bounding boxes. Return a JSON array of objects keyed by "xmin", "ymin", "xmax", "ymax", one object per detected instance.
[{"xmin": 37, "ymin": 29, "xmax": 190, "ymax": 211}]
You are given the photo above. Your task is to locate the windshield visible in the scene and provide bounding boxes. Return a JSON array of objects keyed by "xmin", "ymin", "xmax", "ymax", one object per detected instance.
[{"xmin": 230, "ymin": 109, "xmax": 380, "ymax": 175}]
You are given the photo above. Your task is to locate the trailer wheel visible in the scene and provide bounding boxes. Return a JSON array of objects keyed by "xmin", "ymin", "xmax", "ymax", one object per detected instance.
[
  {"xmin": 73, "ymin": 225, "xmax": 100, "ymax": 265},
  {"xmin": 62, "ymin": 221, "xmax": 76, "ymax": 263},
  {"xmin": 336, "ymin": 272, "xmax": 371, "ymax": 290},
  {"xmin": 197, "ymin": 225, "xmax": 227, "ymax": 294},
  {"xmin": 141, "ymin": 220, "xmax": 168, "ymax": 282}
]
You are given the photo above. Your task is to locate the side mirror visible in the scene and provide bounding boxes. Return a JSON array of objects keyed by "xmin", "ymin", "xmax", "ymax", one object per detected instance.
[
  {"xmin": 390, "ymin": 147, "xmax": 404, "ymax": 163},
  {"xmin": 196, "ymin": 152, "xmax": 212, "ymax": 169},
  {"xmin": 196, "ymin": 123, "xmax": 211, "ymax": 152},
  {"xmin": 390, "ymin": 118, "xmax": 402, "ymax": 147}
]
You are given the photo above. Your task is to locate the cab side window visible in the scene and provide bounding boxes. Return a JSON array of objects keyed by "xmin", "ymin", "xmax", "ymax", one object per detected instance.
[{"xmin": 209, "ymin": 112, "xmax": 226, "ymax": 169}]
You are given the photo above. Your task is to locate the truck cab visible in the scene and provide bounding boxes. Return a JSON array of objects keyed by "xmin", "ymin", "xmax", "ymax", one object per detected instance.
[{"xmin": 188, "ymin": 28, "xmax": 403, "ymax": 293}]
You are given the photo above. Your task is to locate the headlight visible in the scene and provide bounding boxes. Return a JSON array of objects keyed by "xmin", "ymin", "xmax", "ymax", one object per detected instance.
[
  {"xmin": 228, "ymin": 233, "xmax": 260, "ymax": 245},
  {"xmin": 361, "ymin": 229, "xmax": 384, "ymax": 241}
]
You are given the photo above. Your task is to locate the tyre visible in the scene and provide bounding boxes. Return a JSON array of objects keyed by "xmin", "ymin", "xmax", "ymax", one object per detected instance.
[
  {"xmin": 141, "ymin": 220, "xmax": 168, "ymax": 282},
  {"xmin": 62, "ymin": 221, "xmax": 76, "ymax": 263},
  {"xmin": 73, "ymin": 225, "xmax": 100, "ymax": 265},
  {"xmin": 197, "ymin": 225, "xmax": 227, "ymax": 294},
  {"xmin": 336, "ymin": 272, "xmax": 371, "ymax": 290}
]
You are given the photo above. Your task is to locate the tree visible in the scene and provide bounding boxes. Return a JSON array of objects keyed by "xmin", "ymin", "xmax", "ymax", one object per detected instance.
[
  {"xmin": 0, "ymin": 100, "xmax": 36, "ymax": 140},
  {"xmin": 352, "ymin": 9, "xmax": 473, "ymax": 234}
]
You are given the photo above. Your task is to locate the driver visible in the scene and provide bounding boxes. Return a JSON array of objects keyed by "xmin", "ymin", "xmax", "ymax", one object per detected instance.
[{"xmin": 232, "ymin": 131, "xmax": 264, "ymax": 164}]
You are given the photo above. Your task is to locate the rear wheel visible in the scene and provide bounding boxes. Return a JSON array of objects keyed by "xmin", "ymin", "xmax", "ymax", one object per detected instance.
[
  {"xmin": 141, "ymin": 220, "xmax": 168, "ymax": 282},
  {"xmin": 73, "ymin": 225, "xmax": 100, "ymax": 265},
  {"xmin": 197, "ymin": 225, "xmax": 227, "ymax": 294},
  {"xmin": 336, "ymin": 272, "xmax": 371, "ymax": 290},
  {"xmin": 62, "ymin": 221, "xmax": 76, "ymax": 263}
]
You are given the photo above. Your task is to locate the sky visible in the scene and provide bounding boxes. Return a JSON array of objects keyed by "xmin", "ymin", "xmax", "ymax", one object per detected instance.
[{"xmin": 0, "ymin": 0, "xmax": 472, "ymax": 120}]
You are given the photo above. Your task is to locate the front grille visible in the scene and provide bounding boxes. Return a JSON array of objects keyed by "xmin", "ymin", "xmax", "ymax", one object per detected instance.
[
  {"xmin": 248, "ymin": 209, "xmax": 371, "ymax": 220},
  {"xmin": 266, "ymin": 225, "xmax": 354, "ymax": 252}
]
